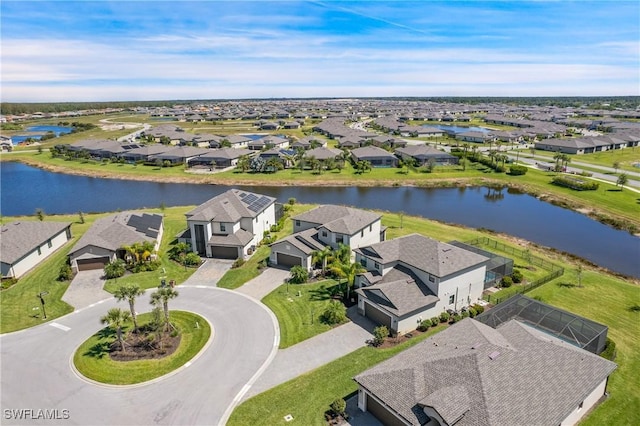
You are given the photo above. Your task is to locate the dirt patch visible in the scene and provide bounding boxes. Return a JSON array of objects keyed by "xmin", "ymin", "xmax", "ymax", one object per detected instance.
[{"xmin": 109, "ymin": 331, "xmax": 181, "ymax": 362}]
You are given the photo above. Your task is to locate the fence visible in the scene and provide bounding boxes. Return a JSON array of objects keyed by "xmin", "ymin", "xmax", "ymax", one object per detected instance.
[{"xmin": 464, "ymin": 237, "xmax": 565, "ymax": 304}]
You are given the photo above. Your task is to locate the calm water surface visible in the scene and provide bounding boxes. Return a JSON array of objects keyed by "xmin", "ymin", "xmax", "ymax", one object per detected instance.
[
  {"xmin": 10, "ymin": 125, "xmax": 74, "ymax": 144},
  {"xmin": 1, "ymin": 162, "xmax": 638, "ymax": 277}
]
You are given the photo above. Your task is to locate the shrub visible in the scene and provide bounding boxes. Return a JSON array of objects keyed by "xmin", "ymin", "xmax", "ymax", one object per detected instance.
[
  {"xmin": 288, "ymin": 197, "xmax": 297, "ymax": 205},
  {"xmin": 417, "ymin": 320, "xmax": 431, "ymax": 332},
  {"xmin": 511, "ymin": 269, "xmax": 524, "ymax": 283},
  {"xmin": 289, "ymin": 265, "xmax": 309, "ymax": 284},
  {"xmin": 461, "ymin": 310, "xmax": 470, "ymax": 318},
  {"xmin": 183, "ymin": 252, "xmax": 201, "ymax": 266},
  {"xmin": 330, "ymin": 398, "xmax": 347, "ymax": 417},
  {"xmin": 472, "ymin": 304, "xmax": 484, "ymax": 315},
  {"xmin": 232, "ymin": 258, "xmax": 246, "ymax": 269},
  {"xmin": 372, "ymin": 325, "xmax": 389, "ymax": 346},
  {"xmin": 600, "ymin": 338, "xmax": 617, "ymax": 361},
  {"xmin": 468, "ymin": 307, "xmax": 477, "ymax": 318},
  {"xmin": 1, "ymin": 278, "xmax": 18, "ymax": 290},
  {"xmin": 104, "ymin": 260, "xmax": 126, "ymax": 279},
  {"xmin": 551, "ymin": 175, "xmax": 599, "ymax": 191},
  {"xmin": 58, "ymin": 264, "xmax": 73, "ymax": 281},
  {"xmin": 320, "ymin": 300, "xmax": 347, "ymax": 325},
  {"xmin": 450, "ymin": 314, "xmax": 463, "ymax": 324},
  {"xmin": 508, "ymin": 165, "xmax": 528, "ymax": 175},
  {"xmin": 501, "ymin": 276, "xmax": 513, "ymax": 288},
  {"xmin": 430, "ymin": 317, "xmax": 440, "ymax": 326},
  {"xmin": 439, "ymin": 311, "xmax": 450, "ymax": 323}
]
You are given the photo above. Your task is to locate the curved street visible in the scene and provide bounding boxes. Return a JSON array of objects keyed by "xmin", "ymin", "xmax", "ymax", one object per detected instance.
[{"xmin": 0, "ymin": 286, "xmax": 278, "ymax": 425}]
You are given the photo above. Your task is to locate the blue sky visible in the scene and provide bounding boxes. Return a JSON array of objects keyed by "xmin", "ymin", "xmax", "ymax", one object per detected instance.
[{"xmin": 1, "ymin": 1, "xmax": 638, "ymax": 102}]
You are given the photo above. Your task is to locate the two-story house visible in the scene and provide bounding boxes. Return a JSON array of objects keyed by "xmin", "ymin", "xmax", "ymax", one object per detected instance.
[
  {"xmin": 354, "ymin": 233, "xmax": 489, "ymax": 335},
  {"xmin": 184, "ymin": 189, "xmax": 276, "ymax": 259},
  {"xmin": 269, "ymin": 205, "xmax": 385, "ymax": 270}
]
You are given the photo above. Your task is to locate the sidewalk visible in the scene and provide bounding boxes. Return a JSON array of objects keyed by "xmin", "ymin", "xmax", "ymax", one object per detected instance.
[{"xmin": 243, "ymin": 305, "xmax": 376, "ymax": 400}]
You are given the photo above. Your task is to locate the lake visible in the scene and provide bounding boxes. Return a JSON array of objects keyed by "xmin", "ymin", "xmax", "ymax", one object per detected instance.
[
  {"xmin": 10, "ymin": 125, "xmax": 74, "ymax": 144},
  {"xmin": 1, "ymin": 161, "xmax": 638, "ymax": 278},
  {"xmin": 430, "ymin": 124, "xmax": 491, "ymax": 134}
]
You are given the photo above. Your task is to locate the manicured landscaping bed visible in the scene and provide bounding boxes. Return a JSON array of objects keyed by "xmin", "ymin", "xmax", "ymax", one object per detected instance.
[
  {"xmin": 262, "ymin": 279, "xmax": 342, "ymax": 348},
  {"xmin": 73, "ymin": 310, "xmax": 210, "ymax": 385}
]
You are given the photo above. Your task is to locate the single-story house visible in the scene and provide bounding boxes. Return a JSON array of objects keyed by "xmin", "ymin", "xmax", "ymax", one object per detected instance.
[
  {"xmin": 395, "ymin": 145, "xmax": 459, "ymax": 166},
  {"xmin": 351, "ymin": 146, "xmax": 399, "ymax": 168},
  {"xmin": 224, "ymin": 134, "xmax": 252, "ymax": 149},
  {"xmin": 354, "ymin": 234, "xmax": 489, "ymax": 335},
  {"xmin": 248, "ymin": 135, "xmax": 289, "ymax": 151},
  {"xmin": 148, "ymin": 146, "xmax": 211, "ymax": 165},
  {"xmin": 1, "ymin": 221, "xmax": 72, "ymax": 278},
  {"xmin": 456, "ymin": 130, "xmax": 491, "ymax": 143},
  {"xmin": 354, "ymin": 317, "xmax": 617, "ymax": 426},
  {"xmin": 119, "ymin": 144, "xmax": 171, "ymax": 163},
  {"xmin": 304, "ymin": 146, "xmax": 344, "ymax": 162},
  {"xmin": 290, "ymin": 136, "xmax": 326, "ymax": 150},
  {"xmin": 187, "ymin": 148, "xmax": 253, "ymax": 168},
  {"xmin": 184, "ymin": 189, "xmax": 276, "ymax": 259},
  {"xmin": 270, "ymin": 204, "xmax": 384, "ymax": 270},
  {"xmin": 68, "ymin": 212, "xmax": 163, "ymax": 273}
]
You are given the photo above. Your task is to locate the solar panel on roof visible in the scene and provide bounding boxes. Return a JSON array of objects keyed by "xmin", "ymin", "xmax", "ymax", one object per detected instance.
[{"xmin": 243, "ymin": 194, "xmax": 259, "ymax": 204}]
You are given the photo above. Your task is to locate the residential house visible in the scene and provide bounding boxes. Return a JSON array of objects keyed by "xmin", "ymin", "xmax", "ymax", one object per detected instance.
[
  {"xmin": 456, "ymin": 131, "xmax": 490, "ymax": 143},
  {"xmin": 248, "ymin": 135, "xmax": 289, "ymax": 151},
  {"xmin": 187, "ymin": 148, "xmax": 253, "ymax": 169},
  {"xmin": 184, "ymin": 189, "xmax": 276, "ymax": 259},
  {"xmin": 351, "ymin": 146, "xmax": 399, "ymax": 168},
  {"xmin": 0, "ymin": 136, "xmax": 13, "ymax": 151},
  {"xmin": 304, "ymin": 147, "xmax": 344, "ymax": 162},
  {"xmin": 395, "ymin": 145, "xmax": 459, "ymax": 166},
  {"xmin": 120, "ymin": 144, "xmax": 171, "ymax": 163},
  {"xmin": 148, "ymin": 146, "xmax": 210, "ymax": 165},
  {"xmin": 1, "ymin": 221, "xmax": 72, "ymax": 278},
  {"xmin": 270, "ymin": 205, "xmax": 384, "ymax": 270},
  {"xmin": 354, "ymin": 318, "xmax": 616, "ymax": 426},
  {"xmin": 68, "ymin": 212, "xmax": 163, "ymax": 273},
  {"xmin": 290, "ymin": 136, "xmax": 326, "ymax": 150},
  {"xmin": 224, "ymin": 134, "xmax": 252, "ymax": 149},
  {"xmin": 354, "ymin": 234, "xmax": 489, "ymax": 335}
]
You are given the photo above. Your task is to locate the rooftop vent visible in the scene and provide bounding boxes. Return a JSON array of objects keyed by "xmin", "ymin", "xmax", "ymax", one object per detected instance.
[{"xmin": 488, "ymin": 351, "xmax": 501, "ymax": 360}]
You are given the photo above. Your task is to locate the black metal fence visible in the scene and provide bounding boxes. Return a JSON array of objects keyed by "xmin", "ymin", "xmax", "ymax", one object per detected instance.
[{"xmin": 464, "ymin": 237, "xmax": 565, "ymax": 304}]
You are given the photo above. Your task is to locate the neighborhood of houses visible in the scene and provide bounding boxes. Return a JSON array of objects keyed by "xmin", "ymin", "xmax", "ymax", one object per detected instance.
[{"xmin": 0, "ymin": 185, "xmax": 618, "ymax": 425}]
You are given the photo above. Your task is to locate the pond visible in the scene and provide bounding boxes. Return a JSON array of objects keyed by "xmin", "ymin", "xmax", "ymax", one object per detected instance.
[
  {"xmin": 10, "ymin": 125, "xmax": 74, "ymax": 144},
  {"xmin": 1, "ymin": 162, "xmax": 638, "ymax": 278}
]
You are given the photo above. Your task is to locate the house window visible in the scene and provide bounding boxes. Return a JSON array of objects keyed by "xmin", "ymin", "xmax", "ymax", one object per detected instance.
[
  {"xmin": 361, "ymin": 230, "xmax": 364, "ymax": 237},
  {"xmin": 37, "ymin": 247, "xmax": 42, "ymax": 256},
  {"xmin": 220, "ymin": 223, "xmax": 226, "ymax": 232},
  {"xmin": 578, "ymin": 401, "xmax": 584, "ymax": 411},
  {"xmin": 449, "ymin": 295, "xmax": 455, "ymax": 304},
  {"xmin": 360, "ymin": 258, "xmax": 367, "ymax": 268},
  {"xmin": 429, "ymin": 275, "xmax": 435, "ymax": 282},
  {"xmin": 295, "ymin": 220, "xmax": 300, "ymax": 227},
  {"xmin": 322, "ymin": 230, "xmax": 327, "ymax": 238},
  {"xmin": 374, "ymin": 262, "xmax": 380, "ymax": 270},
  {"xmin": 336, "ymin": 234, "xmax": 344, "ymax": 244},
  {"xmin": 47, "ymin": 239, "xmax": 52, "ymax": 248},
  {"xmin": 369, "ymin": 224, "xmax": 372, "ymax": 232}
]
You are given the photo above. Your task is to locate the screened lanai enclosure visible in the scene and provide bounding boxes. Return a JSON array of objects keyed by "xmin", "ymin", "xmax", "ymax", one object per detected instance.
[{"xmin": 476, "ymin": 294, "xmax": 608, "ymax": 354}]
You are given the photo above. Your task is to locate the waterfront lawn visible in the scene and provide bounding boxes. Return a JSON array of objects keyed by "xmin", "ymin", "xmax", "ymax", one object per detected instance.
[
  {"xmin": 262, "ymin": 279, "xmax": 341, "ymax": 349},
  {"xmin": 228, "ymin": 325, "xmax": 447, "ymax": 426},
  {"xmin": 528, "ymin": 272, "xmax": 640, "ymax": 426},
  {"xmin": 73, "ymin": 310, "xmax": 210, "ymax": 385}
]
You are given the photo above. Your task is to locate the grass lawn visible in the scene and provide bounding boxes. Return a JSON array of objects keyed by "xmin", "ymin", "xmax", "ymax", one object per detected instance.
[
  {"xmin": 73, "ymin": 310, "xmax": 210, "ymax": 385},
  {"xmin": 262, "ymin": 279, "xmax": 342, "ymax": 348},
  {"xmin": 528, "ymin": 273, "xmax": 640, "ymax": 426}
]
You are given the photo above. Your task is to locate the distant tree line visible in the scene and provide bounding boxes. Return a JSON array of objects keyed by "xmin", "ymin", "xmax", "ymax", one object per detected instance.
[{"xmin": 1, "ymin": 96, "xmax": 638, "ymax": 115}]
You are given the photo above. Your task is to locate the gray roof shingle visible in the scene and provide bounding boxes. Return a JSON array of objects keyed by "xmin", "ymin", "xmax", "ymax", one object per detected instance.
[
  {"xmin": 355, "ymin": 234, "xmax": 488, "ymax": 278},
  {"xmin": 186, "ymin": 189, "xmax": 275, "ymax": 222},
  {"xmin": 354, "ymin": 318, "xmax": 617, "ymax": 426},
  {"xmin": 293, "ymin": 205, "xmax": 380, "ymax": 235},
  {"xmin": 1, "ymin": 221, "xmax": 71, "ymax": 264}
]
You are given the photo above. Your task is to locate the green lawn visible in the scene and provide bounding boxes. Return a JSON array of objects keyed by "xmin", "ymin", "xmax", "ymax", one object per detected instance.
[
  {"xmin": 228, "ymin": 324, "xmax": 448, "ymax": 426},
  {"xmin": 73, "ymin": 310, "xmax": 210, "ymax": 385},
  {"xmin": 262, "ymin": 279, "xmax": 342, "ymax": 348}
]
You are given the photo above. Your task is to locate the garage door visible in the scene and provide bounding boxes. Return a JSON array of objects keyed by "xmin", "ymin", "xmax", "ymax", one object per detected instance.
[
  {"xmin": 364, "ymin": 302, "xmax": 392, "ymax": 330},
  {"xmin": 366, "ymin": 394, "xmax": 406, "ymax": 426},
  {"xmin": 210, "ymin": 245, "xmax": 239, "ymax": 259},
  {"xmin": 77, "ymin": 257, "xmax": 110, "ymax": 271},
  {"xmin": 276, "ymin": 252, "xmax": 303, "ymax": 267}
]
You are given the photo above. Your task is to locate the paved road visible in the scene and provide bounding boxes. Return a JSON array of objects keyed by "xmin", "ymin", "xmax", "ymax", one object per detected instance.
[{"xmin": 0, "ymin": 286, "xmax": 277, "ymax": 426}]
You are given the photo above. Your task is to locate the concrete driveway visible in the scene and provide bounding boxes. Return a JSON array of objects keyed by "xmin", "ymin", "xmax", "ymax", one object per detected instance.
[
  {"xmin": 234, "ymin": 267, "xmax": 290, "ymax": 300},
  {"xmin": 62, "ymin": 269, "xmax": 111, "ymax": 309}
]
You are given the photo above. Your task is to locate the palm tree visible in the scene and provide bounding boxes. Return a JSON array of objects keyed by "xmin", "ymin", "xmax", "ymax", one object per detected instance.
[
  {"xmin": 331, "ymin": 243, "xmax": 351, "ymax": 265},
  {"xmin": 553, "ymin": 151, "xmax": 564, "ymax": 171},
  {"xmin": 330, "ymin": 260, "xmax": 365, "ymax": 301},
  {"xmin": 236, "ymin": 155, "xmax": 250, "ymax": 172},
  {"xmin": 100, "ymin": 308, "xmax": 131, "ymax": 352},
  {"xmin": 312, "ymin": 246, "xmax": 333, "ymax": 276},
  {"xmin": 150, "ymin": 288, "xmax": 179, "ymax": 332},
  {"xmin": 113, "ymin": 284, "xmax": 145, "ymax": 333}
]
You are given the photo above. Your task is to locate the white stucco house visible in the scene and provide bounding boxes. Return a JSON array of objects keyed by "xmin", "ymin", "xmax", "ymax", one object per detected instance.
[
  {"xmin": 354, "ymin": 233, "xmax": 489, "ymax": 335},
  {"xmin": 1, "ymin": 221, "xmax": 72, "ymax": 278},
  {"xmin": 68, "ymin": 212, "xmax": 163, "ymax": 273},
  {"xmin": 269, "ymin": 205, "xmax": 385, "ymax": 270},
  {"xmin": 184, "ymin": 189, "xmax": 276, "ymax": 259},
  {"xmin": 354, "ymin": 318, "xmax": 617, "ymax": 426}
]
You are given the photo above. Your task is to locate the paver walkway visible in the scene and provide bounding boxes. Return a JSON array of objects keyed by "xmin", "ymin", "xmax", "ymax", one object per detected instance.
[
  {"xmin": 62, "ymin": 269, "xmax": 111, "ymax": 309},
  {"xmin": 234, "ymin": 267, "xmax": 291, "ymax": 300},
  {"xmin": 243, "ymin": 305, "xmax": 376, "ymax": 400}
]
